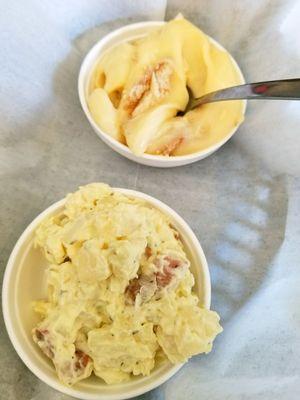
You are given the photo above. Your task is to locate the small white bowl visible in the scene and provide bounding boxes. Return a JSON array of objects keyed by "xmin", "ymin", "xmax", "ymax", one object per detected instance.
[
  {"xmin": 78, "ymin": 21, "xmax": 246, "ymax": 167},
  {"xmin": 2, "ymin": 188, "xmax": 211, "ymax": 400}
]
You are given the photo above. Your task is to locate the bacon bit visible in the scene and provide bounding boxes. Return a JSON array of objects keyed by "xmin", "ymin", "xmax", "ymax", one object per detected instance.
[
  {"xmin": 155, "ymin": 256, "xmax": 183, "ymax": 288},
  {"xmin": 123, "ymin": 61, "xmax": 172, "ymax": 116},
  {"xmin": 125, "ymin": 274, "xmax": 157, "ymax": 304},
  {"xmin": 34, "ymin": 328, "xmax": 54, "ymax": 359},
  {"xmin": 164, "ymin": 256, "xmax": 182, "ymax": 269},
  {"xmin": 74, "ymin": 350, "xmax": 90, "ymax": 371},
  {"xmin": 35, "ymin": 328, "xmax": 49, "ymax": 341},
  {"xmin": 161, "ymin": 136, "xmax": 184, "ymax": 156},
  {"xmin": 125, "ymin": 255, "xmax": 184, "ymax": 303},
  {"xmin": 156, "ymin": 270, "xmax": 173, "ymax": 287},
  {"xmin": 125, "ymin": 277, "xmax": 142, "ymax": 302},
  {"xmin": 145, "ymin": 245, "xmax": 152, "ymax": 258}
]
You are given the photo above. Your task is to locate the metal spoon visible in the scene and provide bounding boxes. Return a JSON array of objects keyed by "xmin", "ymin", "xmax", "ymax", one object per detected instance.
[{"xmin": 183, "ymin": 78, "xmax": 300, "ymax": 113}]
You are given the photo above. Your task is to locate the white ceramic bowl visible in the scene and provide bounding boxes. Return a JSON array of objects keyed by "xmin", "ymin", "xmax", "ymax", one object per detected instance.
[
  {"xmin": 78, "ymin": 21, "xmax": 246, "ymax": 167},
  {"xmin": 2, "ymin": 188, "xmax": 211, "ymax": 400}
]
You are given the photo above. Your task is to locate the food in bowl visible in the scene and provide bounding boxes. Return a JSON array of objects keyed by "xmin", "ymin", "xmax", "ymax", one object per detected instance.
[
  {"xmin": 31, "ymin": 183, "xmax": 222, "ymax": 386},
  {"xmin": 87, "ymin": 15, "xmax": 244, "ymax": 157}
]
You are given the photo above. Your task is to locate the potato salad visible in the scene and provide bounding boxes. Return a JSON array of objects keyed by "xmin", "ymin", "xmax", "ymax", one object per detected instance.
[{"xmin": 32, "ymin": 183, "xmax": 222, "ymax": 385}]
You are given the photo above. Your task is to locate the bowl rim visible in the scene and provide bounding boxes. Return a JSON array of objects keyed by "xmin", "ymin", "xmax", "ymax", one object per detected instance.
[
  {"xmin": 78, "ymin": 20, "xmax": 247, "ymax": 164},
  {"xmin": 2, "ymin": 187, "xmax": 211, "ymax": 400}
]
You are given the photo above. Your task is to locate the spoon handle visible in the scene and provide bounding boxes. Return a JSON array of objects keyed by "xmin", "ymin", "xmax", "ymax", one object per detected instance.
[{"xmin": 191, "ymin": 78, "xmax": 300, "ymax": 108}]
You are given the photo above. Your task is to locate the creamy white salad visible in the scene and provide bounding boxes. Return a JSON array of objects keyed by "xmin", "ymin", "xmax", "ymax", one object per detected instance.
[{"xmin": 32, "ymin": 183, "xmax": 222, "ymax": 385}]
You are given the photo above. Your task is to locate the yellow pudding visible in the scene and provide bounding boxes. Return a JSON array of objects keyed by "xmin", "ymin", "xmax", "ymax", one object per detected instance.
[{"xmin": 87, "ymin": 16, "xmax": 244, "ymax": 156}]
